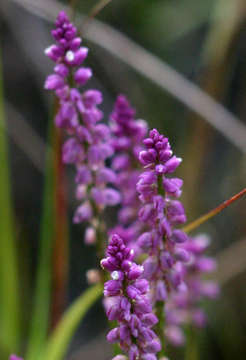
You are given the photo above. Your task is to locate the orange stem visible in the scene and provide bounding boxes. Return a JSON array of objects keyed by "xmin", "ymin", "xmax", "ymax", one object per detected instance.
[
  {"xmin": 51, "ymin": 120, "xmax": 69, "ymax": 329},
  {"xmin": 182, "ymin": 188, "xmax": 246, "ymax": 233}
]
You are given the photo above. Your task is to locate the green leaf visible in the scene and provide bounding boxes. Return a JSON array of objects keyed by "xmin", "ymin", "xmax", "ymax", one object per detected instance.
[
  {"xmin": 43, "ymin": 284, "xmax": 102, "ymax": 360},
  {"xmin": 0, "ymin": 48, "xmax": 20, "ymax": 356},
  {"xmin": 26, "ymin": 117, "xmax": 56, "ymax": 360}
]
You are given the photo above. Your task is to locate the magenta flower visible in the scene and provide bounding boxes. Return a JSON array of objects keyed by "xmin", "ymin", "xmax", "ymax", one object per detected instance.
[
  {"xmin": 101, "ymin": 234, "xmax": 161, "ymax": 360},
  {"xmin": 137, "ymin": 129, "xmax": 188, "ymax": 305},
  {"xmin": 9, "ymin": 356, "xmax": 23, "ymax": 360},
  {"xmin": 109, "ymin": 95, "xmax": 148, "ymax": 251},
  {"xmin": 45, "ymin": 11, "xmax": 121, "ymax": 241},
  {"xmin": 165, "ymin": 234, "xmax": 219, "ymax": 345}
]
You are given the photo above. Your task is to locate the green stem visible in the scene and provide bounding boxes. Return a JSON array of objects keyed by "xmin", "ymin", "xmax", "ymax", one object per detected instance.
[
  {"xmin": 155, "ymin": 175, "xmax": 167, "ymax": 357},
  {"xmin": 42, "ymin": 284, "xmax": 103, "ymax": 360},
  {"xmin": 184, "ymin": 325, "xmax": 198, "ymax": 360},
  {"xmin": 155, "ymin": 302, "xmax": 166, "ymax": 358},
  {"xmin": 0, "ymin": 48, "xmax": 20, "ymax": 356}
]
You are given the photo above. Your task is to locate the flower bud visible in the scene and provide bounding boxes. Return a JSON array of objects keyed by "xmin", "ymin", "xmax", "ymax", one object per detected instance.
[
  {"xmin": 84, "ymin": 227, "xmax": 96, "ymax": 244},
  {"xmin": 86, "ymin": 269, "xmax": 100, "ymax": 284}
]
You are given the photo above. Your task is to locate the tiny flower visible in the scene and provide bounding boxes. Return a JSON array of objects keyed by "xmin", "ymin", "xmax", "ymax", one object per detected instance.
[
  {"xmin": 174, "ymin": 248, "xmax": 190, "ymax": 262},
  {"xmin": 137, "ymin": 232, "xmax": 152, "ymax": 251},
  {"xmin": 62, "ymin": 138, "xmax": 84, "ymax": 164},
  {"xmin": 74, "ymin": 67, "xmax": 92, "ymax": 85},
  {"xmin": 111, "ymin": 270, "xmax": 124, "ymax": 281},
  {"xmin": 73, "ymin": 202, "xmax": 92, "ymax": 223},
  {"xmin": 84, "ymin": 227, "xmax": 96, "ymax": 244},
  {"xmin": 165, "ymin": 325, "xmax": 185, "ymax": 346},
  {"xmin": 201, "ymin": 281, "xmax": 219, "ymax": 299},
  {"xmin": 44, "ymin": 74, "xmax": 64, "ymax": 90},
  {"xmin": 156, "ymin": 280, "xmax": 167, "ymax": 301},
  {"xmin": 171, "ymin": 230, "xmax": 188, "ymax": 243},
  {"xmin": 107, "ymin": 327, "xmax": 120, "ymax": 343},
  {"xmin": 54, "ymin": 64, "xmax": 69, "ymax": 77},
  {"xmin": 65, "ymin": 50, "xmax": 75, "ymax": 62},
  {"xmin": 104, "ymin": 280, "xmax": 122, "ymax": 296},
  {"xmin": 164, "ymin": 156, "xmax": 182, "ymax": 173},
  {"xmin": 103, "ymin": 188, "xmax": 121, "ymax": 206},
  {"xmin": 86, "ymin": 269, "xmax": 101, "ymax": 284},
  {"xmin": 163, "ymin": 178, "xmax": 183, "ymax": 197}
]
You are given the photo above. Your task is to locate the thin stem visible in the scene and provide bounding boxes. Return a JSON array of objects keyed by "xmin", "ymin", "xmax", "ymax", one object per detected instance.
[
  {"xmin": 155, "ymin": 302, "xmax": 166, "ymax": 358},
  {"xmin": 69, "ymin": 0, "xmax": 78, "ymax": 20},
  {"xmin": 184, "ymin": 325, "xmax": 198, "ymax": 360},
  {"xmin": 51, "ymin": 127, "xmax": 69, "ymax": 329},
  {"xmin": 84, "ymin": 0, "xmax": 113, "ymax": 27},
  {"xmin": 182, "ymin": 188, "xmax": 246, "ymax": 234}
]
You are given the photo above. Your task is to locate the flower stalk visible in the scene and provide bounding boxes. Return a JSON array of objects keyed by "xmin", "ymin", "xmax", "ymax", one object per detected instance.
[{"xmin": 182, "ymin": 188, "xmax": 246, "ymax": 234}]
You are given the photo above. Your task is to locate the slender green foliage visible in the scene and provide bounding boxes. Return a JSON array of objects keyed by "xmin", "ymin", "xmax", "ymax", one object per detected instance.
[
  {"xmin": 26, "ymin": 118, "xmax": 55, "ymax": 360},
  {"xmin": 184, "ymin": 326, "xmax": 199, "ymax": 360},
  {"xmin": 43, "ymin": 284, "xmax": 102, "ymax": 360},
  {"xmin": 0, "ymin": 49, "xmax": 20, "ymax": 357}
]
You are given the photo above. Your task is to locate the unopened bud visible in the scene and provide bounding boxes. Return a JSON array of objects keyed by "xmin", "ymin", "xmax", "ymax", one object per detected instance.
[
  {"xmin": 85, "ymin": 227, "xmax": 96, "ymax": 244},
  {"xmin": 86, "ymin": 269, "xmax": 101, "ymax": 284}
]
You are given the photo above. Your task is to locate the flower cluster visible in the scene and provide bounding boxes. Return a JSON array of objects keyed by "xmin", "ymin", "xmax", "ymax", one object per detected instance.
[
  {"xmin": 43, "ymin": 11, "xmax": 219, "ymax": 358},
  {"xmin": 109, "ymin": 95, "xmax": 148, "ymax": 250},
  {"xmin": 45, "ymin": 11, "xmax": 120, "ymax": 242},
  {"xmin": 9, "ymin": 356, "xmax": 23, "ymax": 360},
  {"xmin": 136, "ymin": 129, "xmax": 219, "ymax": 345},
  {"xmin": 165, "ymin": 234, "xmax": 219, "ymax": 345},
  {"xmin": 101, "ymin": 234, "xmax": 161, "ymax": 360},
  {"xmin": 137, "ymin": 129, "xmax": 188, "ymax": 304}
]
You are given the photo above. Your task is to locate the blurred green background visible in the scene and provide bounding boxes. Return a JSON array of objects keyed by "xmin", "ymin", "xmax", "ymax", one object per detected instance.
[{"xmin": 0, "ymin": 0, "xmax": 246, "ymax": 359}]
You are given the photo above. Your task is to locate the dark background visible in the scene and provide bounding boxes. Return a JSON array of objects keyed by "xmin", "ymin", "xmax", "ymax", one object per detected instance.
[{"xmin": 1, "ymin": 0, "xmax": 246, "ymax": 359}]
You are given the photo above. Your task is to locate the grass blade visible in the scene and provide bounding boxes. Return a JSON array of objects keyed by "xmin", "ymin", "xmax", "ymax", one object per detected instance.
[
  {"xmin": 0, "ymin": 50, "xmax": 20, "ymax": 356},
  {"xmin": 26, "ymin": 115, "xmax": 55, "ymax": 360},
  {"xmin": 43, "ymin": 284, "xmax": 102, "ymax": 360}
]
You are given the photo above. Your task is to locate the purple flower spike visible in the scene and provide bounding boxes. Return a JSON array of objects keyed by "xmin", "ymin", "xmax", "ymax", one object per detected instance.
[
  {"xmin": 45, "ymin": 11, "xmax": 120, "ymax": 244},
  {"xmin": 165, "ymin": 233, "xmax": 219, "ymax": 344},
  {"xmin": 109, "ymin": 95, "xmax": 148, "ymax": 249},
  {"xmin": 136, "ymin": 129, "xmax": 218, "ymax": 347},
  {"xmin": 9, "ymin": 356, "xmax": 23, "ymax": 360},
  {"xmin": 102, "ymin": 234, "xmax": 161, "ymax": 359},
  {"xmin": 137, "ymin": 129, "xmax": 189, "ymax": 303}
]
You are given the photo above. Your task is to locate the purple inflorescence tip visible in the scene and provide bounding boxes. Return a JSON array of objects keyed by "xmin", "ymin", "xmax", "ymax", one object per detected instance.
[
  {"xmin": 137, "ymin": 129, "xmax": 187, "ymax": 301},
  {"xmin": 45, "ymin": 11, "xmax": 121, "ymax": 242},
  {"xmin": 136, "ymin": 129, "xmax": 219, "ymax": 345},
  {"xmin": 102, "ymin": 234, "xmax": 161, "ymax": 360},
  {"xmin": 109, "ymin": 95, "xmax": 148, "ymax": 252}
]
